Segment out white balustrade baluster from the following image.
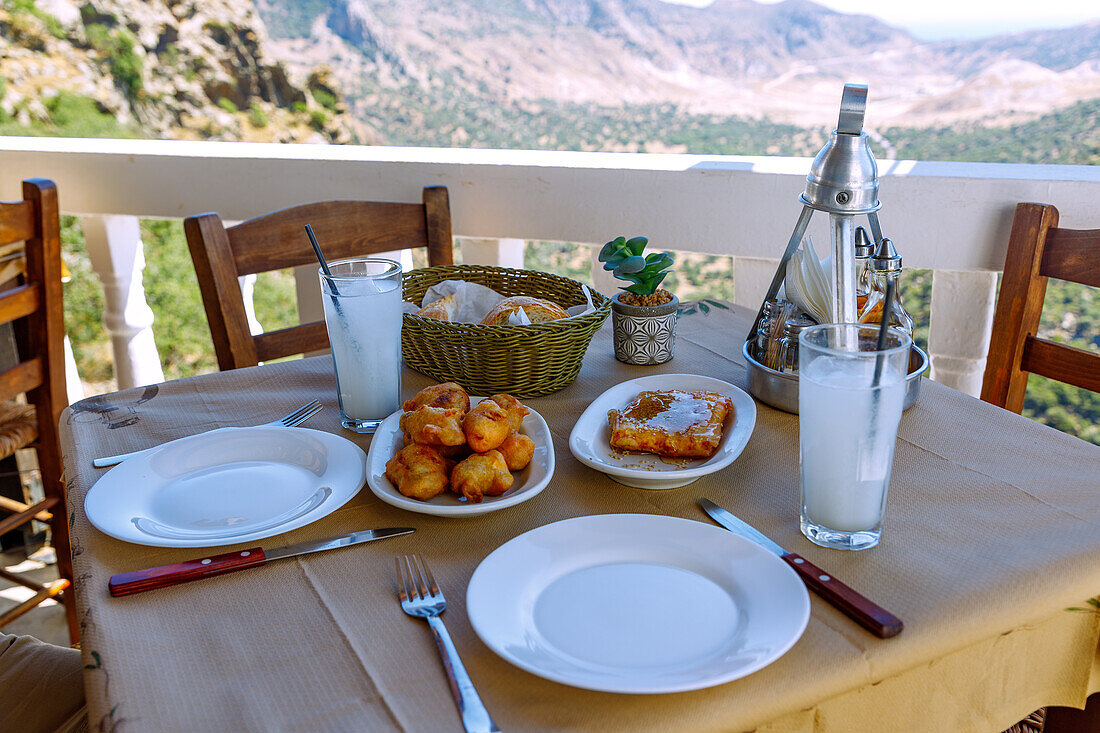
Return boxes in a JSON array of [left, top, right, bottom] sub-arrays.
[[80, 215, 164, 389], [733, 256, 781, 310], [460, 238, 525, 268], [238, 273, 263, 336], [62, 336, 84, 405], [927, 269, 998, 396]]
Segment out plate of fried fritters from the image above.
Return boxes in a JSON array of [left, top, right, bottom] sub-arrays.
[[568, 374, 756, 489], [366, 383, 555, 516]]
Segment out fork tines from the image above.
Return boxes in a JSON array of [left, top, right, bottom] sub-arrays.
[[281, 399, 323, 427], [396, 554, 440, 601]]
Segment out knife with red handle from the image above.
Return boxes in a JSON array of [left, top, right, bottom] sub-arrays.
[[699, 498, 902, 638], [109, 527, 414, 597]]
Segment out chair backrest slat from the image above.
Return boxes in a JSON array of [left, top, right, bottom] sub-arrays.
[[187, 186, 454, 370], [229, 200, 429, 275], [981, 202, 1100, 414], [0, 283, 40, 324], [0, 358, 43, 403], [253, 322, 329, 363], [0, 201, 35, 245], [1040, 228, 1100, 286], [1021, 337, 1100, 394]]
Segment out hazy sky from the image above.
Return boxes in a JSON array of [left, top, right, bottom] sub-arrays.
[[664, 0, 1100, 40]]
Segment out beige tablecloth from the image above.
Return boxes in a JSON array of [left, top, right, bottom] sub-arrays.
[[60, 302, 1100, 732]]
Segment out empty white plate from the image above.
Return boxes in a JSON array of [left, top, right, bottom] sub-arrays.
[[568, 374, 757, 489], [85, 427, 367, 547], [467, 514, 809, 694], [365, 398, 554, 516]]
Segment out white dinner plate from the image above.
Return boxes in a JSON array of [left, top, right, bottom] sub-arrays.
[[85, 427, 367, 548], [467, 514, 809, 694], [568, 374, 757, 489], [365, 398, 554, 516]]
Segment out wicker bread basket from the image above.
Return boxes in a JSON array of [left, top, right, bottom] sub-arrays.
[[402, 265, 611, 397]]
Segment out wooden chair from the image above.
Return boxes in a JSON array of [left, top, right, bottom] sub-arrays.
[[0, 180, 75, 642], [981, 202, 1100, 412], [185, 187, 454, 370], [984, 203, 1100, 731]]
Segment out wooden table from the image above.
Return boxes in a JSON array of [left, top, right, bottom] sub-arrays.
[[60, 302, 1100, 732]]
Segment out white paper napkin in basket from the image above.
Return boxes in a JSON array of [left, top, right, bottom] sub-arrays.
[[405, 280, 596, 324]]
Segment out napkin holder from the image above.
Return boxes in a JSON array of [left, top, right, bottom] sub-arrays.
[[743, 82, 925, 413]]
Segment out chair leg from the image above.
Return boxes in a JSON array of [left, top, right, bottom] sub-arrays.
[[1043, 694, 1100, 733]]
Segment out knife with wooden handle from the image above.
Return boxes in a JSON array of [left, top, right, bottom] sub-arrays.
[[109, 527, 415, 597], [699, 498, 902, 638]]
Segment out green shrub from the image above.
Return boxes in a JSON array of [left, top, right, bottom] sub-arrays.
[[0, 92, 136, 138], [309, 108, 327, 129], [311, 88, 338, 112], [292, 100, 307, 114], [79, 4, 116, 26], [248, 103, 269, 128], [217, 97, 238, 114], [84, 23, 143, 97], [159, 43, 180, 67], [6, 0, 65, 38]]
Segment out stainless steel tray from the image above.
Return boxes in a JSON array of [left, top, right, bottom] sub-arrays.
[[742, 340, 928, 414]]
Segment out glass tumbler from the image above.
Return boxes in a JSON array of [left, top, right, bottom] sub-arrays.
[[318, 258, 402, 433], [798, 323, 911, 550]]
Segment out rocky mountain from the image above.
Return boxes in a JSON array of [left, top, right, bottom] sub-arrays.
[[258, 0, 1100, 130], [941, 20, 1100, 75], [0, 0, 370, 142]]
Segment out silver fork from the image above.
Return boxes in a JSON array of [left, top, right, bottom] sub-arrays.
[[397, 554, 501, 733], [91, 400, 324, 468]]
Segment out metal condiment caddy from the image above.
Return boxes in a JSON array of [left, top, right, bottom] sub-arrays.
[[743, 82, 927, 414]]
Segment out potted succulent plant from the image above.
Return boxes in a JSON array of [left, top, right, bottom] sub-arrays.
[[599, 235, 678, 365]]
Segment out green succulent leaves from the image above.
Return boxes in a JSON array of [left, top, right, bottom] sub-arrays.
[[598, 236, 675, 295]]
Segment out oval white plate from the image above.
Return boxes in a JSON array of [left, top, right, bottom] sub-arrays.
[[568, 374, 757, 489], [365, 399, 554, 516], [85, 427, 367, 548], [467, 514, 809, 694]]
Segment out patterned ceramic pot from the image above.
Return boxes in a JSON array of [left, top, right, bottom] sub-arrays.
[[610, 293, 679, 365]]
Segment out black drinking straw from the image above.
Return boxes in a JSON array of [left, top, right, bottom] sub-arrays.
[[870, 278, 897, 389], [306, 224, 338, 292], [305, 224, 347, 322]]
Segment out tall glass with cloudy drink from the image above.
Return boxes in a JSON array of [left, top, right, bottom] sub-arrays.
[[798, 323, 910, 550], [319, 258, 402, 433]]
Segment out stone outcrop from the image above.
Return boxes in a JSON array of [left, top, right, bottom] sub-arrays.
[[0, 0, 371, 143]]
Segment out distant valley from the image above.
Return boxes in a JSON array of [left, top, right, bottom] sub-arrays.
[[257, 0, 1100, 139]]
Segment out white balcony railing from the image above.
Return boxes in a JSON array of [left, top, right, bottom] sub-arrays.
[[3, 136, 1099, 398]]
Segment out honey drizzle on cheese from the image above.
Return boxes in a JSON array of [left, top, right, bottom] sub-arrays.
[[619, 390, 714, 433]]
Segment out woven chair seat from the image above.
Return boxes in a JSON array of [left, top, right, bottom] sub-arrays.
[[0, 402, 37, 461]]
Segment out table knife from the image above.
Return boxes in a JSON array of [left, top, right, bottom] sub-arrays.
[[109, 527, 415, 597], [698, 498, 903, 638]]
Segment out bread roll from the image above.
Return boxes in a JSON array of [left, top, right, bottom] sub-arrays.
[[416, 295, 457, 321], [481, 296, 568, 326]]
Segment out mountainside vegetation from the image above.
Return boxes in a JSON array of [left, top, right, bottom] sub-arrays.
[[0, 0, 364, 142]]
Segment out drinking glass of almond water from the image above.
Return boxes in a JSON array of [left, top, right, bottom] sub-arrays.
[[798, 323, 910, 550], [318, 257, 403, 433]]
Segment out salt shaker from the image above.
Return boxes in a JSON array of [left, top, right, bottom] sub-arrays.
[[777, 316, 816, 374], [756, 297, 791, 368]]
